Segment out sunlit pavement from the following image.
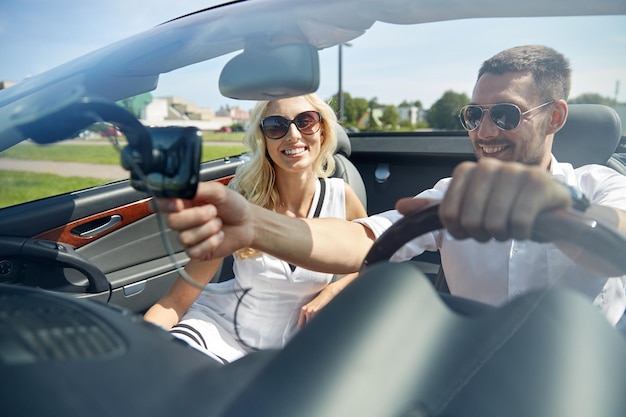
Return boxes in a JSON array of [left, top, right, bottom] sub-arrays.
[[0, 158, 127, 179]]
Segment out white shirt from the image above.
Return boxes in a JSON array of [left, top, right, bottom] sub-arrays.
[[177, 178, 348, 362], [356, 156, 626, 329]]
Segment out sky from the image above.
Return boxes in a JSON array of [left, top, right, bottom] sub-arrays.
[[2, 1, 625, 111]]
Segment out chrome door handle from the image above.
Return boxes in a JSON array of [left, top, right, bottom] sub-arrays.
[[76, 215, 122, 237]]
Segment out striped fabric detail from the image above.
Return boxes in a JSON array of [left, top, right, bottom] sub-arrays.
[[170, 323, 230, 364]]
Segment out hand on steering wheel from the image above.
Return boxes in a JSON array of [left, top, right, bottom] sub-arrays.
[[362, 202, 626, 277]]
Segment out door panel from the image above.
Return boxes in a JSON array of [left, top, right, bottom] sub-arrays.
[[0, 156, 245, 313]]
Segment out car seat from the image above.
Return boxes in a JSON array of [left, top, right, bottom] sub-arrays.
[[331, 122, 367, 210], [552, 103, 625, 174]]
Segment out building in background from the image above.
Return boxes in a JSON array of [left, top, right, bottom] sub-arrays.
[[141, 97, 250, 131], [397, 106, 425, 126]]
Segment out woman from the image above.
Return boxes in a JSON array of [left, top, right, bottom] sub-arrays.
[[143, 93, 367, 363]]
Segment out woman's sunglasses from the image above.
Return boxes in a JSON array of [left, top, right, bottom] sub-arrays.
[[260, 110, 322, 139], [458, 100, 555, 131]]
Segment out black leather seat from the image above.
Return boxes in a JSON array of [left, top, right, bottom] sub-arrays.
[[552, 103, 625, 174], [331, 122, 367, 210]]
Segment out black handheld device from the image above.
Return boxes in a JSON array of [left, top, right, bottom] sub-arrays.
[[121, 126, 202, 199], [12, 93, 202, 199]]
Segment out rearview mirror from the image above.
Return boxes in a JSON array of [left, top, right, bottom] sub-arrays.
[[219, 43, 319, 100]]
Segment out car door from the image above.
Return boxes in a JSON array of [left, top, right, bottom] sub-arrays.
[[0, 156, 245, 314]]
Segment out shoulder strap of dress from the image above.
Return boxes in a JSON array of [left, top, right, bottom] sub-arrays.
[[312, 177, 326, 218], [289, 178, 327, 273]]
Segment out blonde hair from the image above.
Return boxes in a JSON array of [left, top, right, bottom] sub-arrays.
[[230, 93, 338, 208], [231, 93, 339, 259]]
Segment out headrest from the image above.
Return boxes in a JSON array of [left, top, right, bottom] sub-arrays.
[[334, 122, 352, 157], [552, 104, 622, 168]]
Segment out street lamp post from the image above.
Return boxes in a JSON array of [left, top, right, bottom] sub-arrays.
[[337, 43, 351, 123]]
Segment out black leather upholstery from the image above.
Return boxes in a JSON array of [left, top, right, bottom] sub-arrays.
[[608, 154, 626, 175], [552, 104, 622, 169], [332, 123, 367, 210]]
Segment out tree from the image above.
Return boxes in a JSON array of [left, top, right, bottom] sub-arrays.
[[367, 97, 381, 130], [117, 92, 153, 118], [380, 105, 399, 129], [343, 94, 369, 127], [399, 100, 423, 109], [331, 92, 369, 128], [568, 93, 617, 106], [428, 90, 469, 130]]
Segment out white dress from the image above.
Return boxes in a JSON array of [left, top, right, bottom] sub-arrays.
[[170, 178, 347, 363]]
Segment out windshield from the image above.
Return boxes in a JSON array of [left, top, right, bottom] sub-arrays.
[[2, 1, 625, 147]]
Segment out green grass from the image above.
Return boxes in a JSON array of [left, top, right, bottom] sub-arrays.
[[0, 171, 111, 209], [1, 144, 122, 164], [0, 140, 248, 208], [203, 131, 245, 142], [203, 145, 248, 160], [1, 143, 247, 164]]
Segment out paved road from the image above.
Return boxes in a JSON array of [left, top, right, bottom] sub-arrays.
[[0, 158, 128, 179], [0, 140, 243, 179]]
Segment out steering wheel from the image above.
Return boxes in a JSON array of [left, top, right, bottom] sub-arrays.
[[220, 202, 626, 417], [363, 201, 626, 277]]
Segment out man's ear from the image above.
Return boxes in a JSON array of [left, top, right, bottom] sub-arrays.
[[547, 99, 568, 135]]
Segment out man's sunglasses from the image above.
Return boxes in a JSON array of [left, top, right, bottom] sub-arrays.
[[458, 100, 555, 131], [260, 111, 322, 139]]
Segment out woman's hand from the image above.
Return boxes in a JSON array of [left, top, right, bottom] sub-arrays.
[[297, 273, 360, 328]]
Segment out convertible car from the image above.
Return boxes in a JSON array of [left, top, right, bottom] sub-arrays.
[[1, 0, 626, 416]]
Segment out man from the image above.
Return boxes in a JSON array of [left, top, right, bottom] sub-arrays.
[[157, 45, 626, 330]]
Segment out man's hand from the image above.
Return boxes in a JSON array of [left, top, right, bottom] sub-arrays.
[[153, 182, 255, 260], [397, 158, 572, 242]]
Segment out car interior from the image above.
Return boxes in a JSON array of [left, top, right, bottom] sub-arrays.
[[0, 104, 622, 308], [1, 1, 626, 416]]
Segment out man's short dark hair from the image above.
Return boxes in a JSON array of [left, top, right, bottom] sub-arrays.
[[478, 45, 571, 101]]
